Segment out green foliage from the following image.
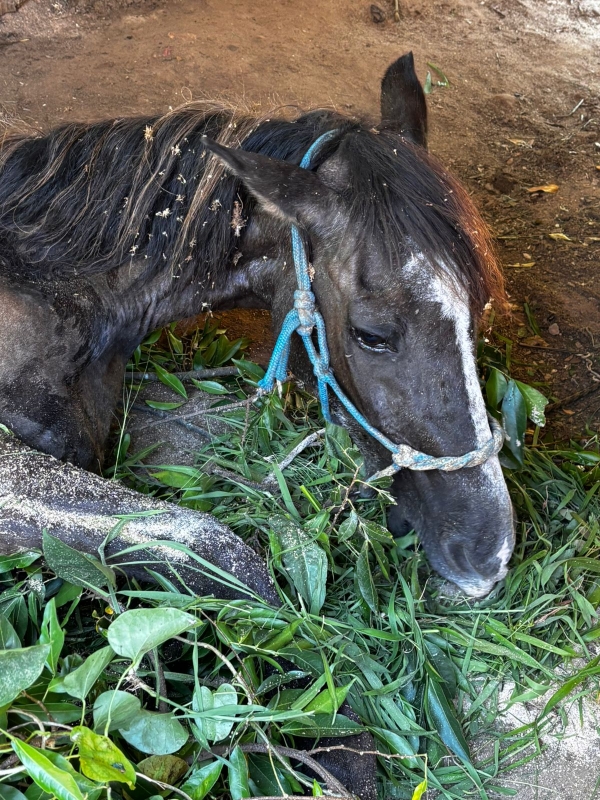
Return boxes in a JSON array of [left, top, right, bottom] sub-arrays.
[[2, 321, 600, 800]]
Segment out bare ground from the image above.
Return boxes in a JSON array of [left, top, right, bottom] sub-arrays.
[[1, 0, 600, 795]]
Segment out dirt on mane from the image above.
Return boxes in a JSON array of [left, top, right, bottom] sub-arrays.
[[1, 0, 599, 443]]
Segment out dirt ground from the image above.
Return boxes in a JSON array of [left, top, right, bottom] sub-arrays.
[[1, 1, 599, 794]]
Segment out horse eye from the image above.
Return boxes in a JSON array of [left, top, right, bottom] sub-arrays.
[[352, 328, 389, 351]]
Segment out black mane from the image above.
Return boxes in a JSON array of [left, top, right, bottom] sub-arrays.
[[0, 105, 502, 310]]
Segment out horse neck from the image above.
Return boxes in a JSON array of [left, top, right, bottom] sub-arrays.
[[119, 209, 290, 338]]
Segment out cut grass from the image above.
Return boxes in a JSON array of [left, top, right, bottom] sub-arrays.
[[1, 322, 599, 800]]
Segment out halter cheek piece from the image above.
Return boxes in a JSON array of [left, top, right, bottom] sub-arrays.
[[257, 131, 504, 482]]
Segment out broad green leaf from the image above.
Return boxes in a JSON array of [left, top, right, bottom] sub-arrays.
[[71, 726, 136, 787], [0, 613, 20, 649], [38, 599, 65, 674], [248, 754, 301, 797], [11, 739, 84, 800], [145, 400, 185, 410], [12, 699, 82, 724], [42, 532, 115, 591], [412, 779, 428, 800], [515, 380, 548, 427], [270, 516, 327, 615], [485, 368, 508, 411], [372, 727, 419, 769], [51, 646, 114, 701], [228, 746, 250, 800], [192, 380, 230, 394], [357, 541, 378, 612], [192, 683, 237, 743], [154, 364, 187, 398], [0, 551, 40, 573], [137, 755, 189, 785], [338, 511, 358, 542], [93, 689, 142, 733], [107, 607, 197, 662], [424, 676, 471, 764], [281, 713, 364, 738], [0, 788, 29, 800], [303, 684, 352, 714], [181, 761, 223, 800], [119, 709, 188, 755], [313, 779, 324, 796], [41, 749, 103, 799], [0, 644, 50, 706], [500, 380, 527, 468]]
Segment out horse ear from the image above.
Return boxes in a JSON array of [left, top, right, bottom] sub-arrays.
[[380, 52, 428, 148], [201, 137, 340, 228]]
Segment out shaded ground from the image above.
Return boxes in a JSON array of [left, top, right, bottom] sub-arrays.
[[1, 0, 600, 796]]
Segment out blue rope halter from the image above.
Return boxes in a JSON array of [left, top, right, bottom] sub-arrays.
[[257, 131, 504, 482]]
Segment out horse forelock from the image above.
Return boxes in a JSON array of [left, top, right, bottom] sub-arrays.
[[331, 129, 507, 317]]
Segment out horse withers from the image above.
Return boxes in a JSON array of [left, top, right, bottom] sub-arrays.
[[0, 52, 514, 599]]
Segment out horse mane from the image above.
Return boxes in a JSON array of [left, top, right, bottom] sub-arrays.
[[0, 102, 505, 314]]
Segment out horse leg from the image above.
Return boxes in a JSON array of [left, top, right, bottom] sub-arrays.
[[0, 427, 279, 604]]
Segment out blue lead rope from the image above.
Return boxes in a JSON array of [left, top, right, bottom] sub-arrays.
[[257, 131, 504, 482]]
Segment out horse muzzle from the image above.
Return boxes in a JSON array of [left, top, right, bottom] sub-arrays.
[[387, 456, 515, 598]]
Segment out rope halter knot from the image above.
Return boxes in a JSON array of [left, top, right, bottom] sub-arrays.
[[294, 289, 317, 334], [257, 130, 505, 482]]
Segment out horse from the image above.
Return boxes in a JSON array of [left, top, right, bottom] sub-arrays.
[[0, 52, 514, 600]]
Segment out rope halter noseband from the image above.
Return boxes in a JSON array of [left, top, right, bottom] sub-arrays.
[[256, 131, 504, 482]]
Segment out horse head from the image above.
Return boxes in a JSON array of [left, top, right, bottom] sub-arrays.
[[204, 53, 515, 598]]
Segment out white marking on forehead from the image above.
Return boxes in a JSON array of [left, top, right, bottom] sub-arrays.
[[404, 252, 490, 443], [403, 252, 508, 495]]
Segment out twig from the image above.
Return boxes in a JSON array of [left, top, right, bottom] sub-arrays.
[[394, 0, 400, 21], [515, 343, 578, 354], [203, 463, 269, 492], [213, 743, 353, 797], [308, 743, 422, 761], [173, 636, 256, 704], [141, 394, 258, 430], [546, 384, 600, 413], [135, 772, 193, 800], [130, 404, 211, 439], [265, 429, 325, 475], [125, 367, 239, 382], [151, 649, 169, 713], [204, 429, 325, 492]]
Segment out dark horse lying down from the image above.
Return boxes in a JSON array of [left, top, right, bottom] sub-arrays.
[[0, 54, 513, 597], [0, 52, 515, 800]]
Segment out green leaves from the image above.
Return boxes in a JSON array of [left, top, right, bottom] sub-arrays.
[[500, 379, 528, 468], [11, 739, 84, 800], [38, 599, 65, 674], [0, 644, 50, 706], [50, 646, 115, 701], [270, 516, 327, 614], [181, 761, 223, 800], [107, 607, 197, 662], [154, 364, 188, 398], [93, 689, 141, 733], [71, 726, 136, 787], [228, 746, 250, 800], [424, 673, 470, 764], [119, 709, 189, 755], [42, 532, 115, 591], [191, 683, 238, 744], [357, 541, 378, 612]]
